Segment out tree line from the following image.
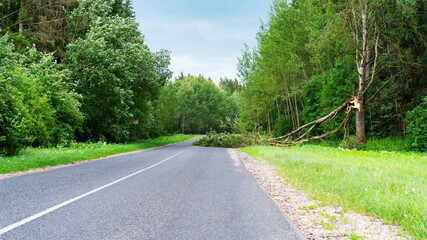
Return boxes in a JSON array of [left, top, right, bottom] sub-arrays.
[[237, 0, 426, 150], [0, 0, 171, 155], [0, 0, 243, 156], [155, 75, 242, 135], [1, 0, 425, 155]]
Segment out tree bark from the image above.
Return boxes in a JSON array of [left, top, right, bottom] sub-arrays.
[[294, 94, 300, 129], [19, 22, 24, 35], [355, 101, 366, 145], [351, 0, 377, 146]]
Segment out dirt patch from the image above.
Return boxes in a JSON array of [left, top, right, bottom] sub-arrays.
[[229, 149, 410, 240]]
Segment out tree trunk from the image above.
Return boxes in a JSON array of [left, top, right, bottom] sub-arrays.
[[19, 22, 24, 35], [181, 115, 185, 134], [351, 0, 378, 146], [288, 97, 296, 130], [355, 101, 366, 145], [294, 94, 300, 129]]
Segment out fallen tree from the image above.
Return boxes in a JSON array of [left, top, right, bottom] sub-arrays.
[[268, 97, 358, 146]]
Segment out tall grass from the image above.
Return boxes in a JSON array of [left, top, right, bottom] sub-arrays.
[[309, 136, 413, 152], [242, 145, 427, 239], [0, 135, 197, 174], [360, 137, 412, 152]]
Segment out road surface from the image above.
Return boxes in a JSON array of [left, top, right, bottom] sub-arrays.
[[0, 138, 305, 239]]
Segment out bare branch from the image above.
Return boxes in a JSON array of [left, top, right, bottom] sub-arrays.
[[294, 124, 317, 142], [352, 7, 361, 68], [269, 99, 351, 142], [363, 23, 380, 94], [270, 111, 352, 147]]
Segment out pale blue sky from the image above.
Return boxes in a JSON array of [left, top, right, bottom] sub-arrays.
[[132, 0, 272, 82]]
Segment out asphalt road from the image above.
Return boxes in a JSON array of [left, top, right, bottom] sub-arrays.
[[0, 138, 306, 240]]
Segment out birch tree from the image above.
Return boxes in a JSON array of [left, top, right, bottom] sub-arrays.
[[348, 0, 381, 146]]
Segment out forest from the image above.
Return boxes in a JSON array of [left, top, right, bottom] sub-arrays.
[[0, 0, 240, 156], [237, 0, 426, 150], [0, 0, 426, 157]]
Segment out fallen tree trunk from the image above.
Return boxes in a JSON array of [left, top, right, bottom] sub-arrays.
[[268, 97, 357, 146]]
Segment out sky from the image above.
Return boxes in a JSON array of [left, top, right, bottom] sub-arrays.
[[132, 0, 272, 83]]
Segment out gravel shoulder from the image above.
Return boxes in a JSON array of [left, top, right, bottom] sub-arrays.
[[229, 149, 410, 240]]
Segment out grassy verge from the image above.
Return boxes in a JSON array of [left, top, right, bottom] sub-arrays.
[[360, 137, 412, 152], [241, 145, 427, 239], [307, 136, 412, 152], [0, 134, 198, 174]]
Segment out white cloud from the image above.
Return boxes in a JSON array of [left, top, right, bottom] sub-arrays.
[[170, 54, 237, 83], [134, 0, 271, 82]]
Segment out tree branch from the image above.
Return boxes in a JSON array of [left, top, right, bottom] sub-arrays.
[[269, 99, 351, 142], [270, 111, 352, 147]]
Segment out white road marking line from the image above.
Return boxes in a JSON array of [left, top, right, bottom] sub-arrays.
[[0, 149, 189, 235]]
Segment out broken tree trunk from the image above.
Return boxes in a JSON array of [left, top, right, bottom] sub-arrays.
[[350, 0, 380, 146]]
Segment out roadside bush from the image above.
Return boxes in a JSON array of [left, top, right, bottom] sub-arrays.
[[17, 48, 83, 147], [0, 35, 83, 155], [0, 81, 31, 156], [192, 131, 266, 148], [0, 36, 31, 155], [406, 96, 427, 152]]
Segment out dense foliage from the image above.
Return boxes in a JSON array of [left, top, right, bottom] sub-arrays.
[[238, 0, 426, 150], [192, 131, 265, 148], [155, 75, 241, 134], [65, 4, 166, 142], [1, 0, 426, 154], [0, 0, 170, 155], [406, 96, 427, 152], [0, 36, 82, 155]]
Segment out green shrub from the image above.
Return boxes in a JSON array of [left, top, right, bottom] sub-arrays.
[[406, 96, 427, 152], [192, 131, 266, 148], [359, 137, 412, 152], [0, 36, 31, 155], [16, 48, 83, 147], [0, 36, 83, 155]]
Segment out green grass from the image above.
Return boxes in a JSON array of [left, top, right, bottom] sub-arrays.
[[0, 134, 198, 174], [360, 137, 412, 152], [309, 136, 412, 152], [241, 145, 427, 239]]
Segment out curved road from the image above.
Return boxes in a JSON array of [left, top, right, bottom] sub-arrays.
[[0, 138, 305, 239]]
